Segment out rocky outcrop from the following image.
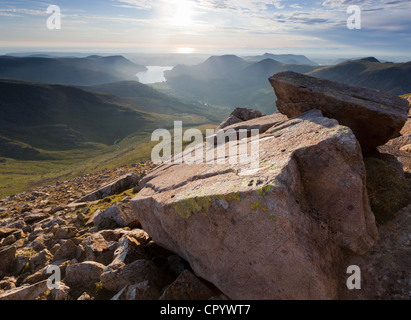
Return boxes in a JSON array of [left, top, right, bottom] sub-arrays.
[[160, 270, 215, 300], [130, 109, 378, 300], [92, 203, 140, 229], [210, 113, 288, 146], [77, 173, 140, 203], [101, 259, 162, 292], [64, 261, 106, 287], [216, 108, 264, 130], [339, 204, 411, 300], [269, 71, 409, 152], [0, 79, 409, 300], [0, 280, 48, 300], [0, 162, 214, 300], [0, 246, 16, 277]]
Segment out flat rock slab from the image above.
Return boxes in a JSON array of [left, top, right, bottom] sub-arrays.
[[0, 246, 16, 277], [0, 280, 48, 300], [217, 108, 265, 130], [269, 71, 409, 152], [0, 228, 17, 239], [130, 109, 378, 300], [77, 173, 139, 203], [209, 113, 288, 145]]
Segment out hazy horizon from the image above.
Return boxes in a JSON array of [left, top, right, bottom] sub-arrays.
[[0, 0, 410, 63], [1, 49, 410, 66]]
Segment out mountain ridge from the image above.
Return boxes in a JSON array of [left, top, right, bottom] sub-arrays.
[[0, 55, 147, 86]]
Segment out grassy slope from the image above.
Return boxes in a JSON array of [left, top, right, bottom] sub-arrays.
[[0, 55, 146, 86], [0, 124, 217, 197], [0, 79, 222, 197], [307, 58, 411, 95], [81, 81, 230, 122]]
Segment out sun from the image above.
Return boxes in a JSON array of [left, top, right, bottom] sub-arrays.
[[177, 47, 196, 54], [172, 0, 195, 27]]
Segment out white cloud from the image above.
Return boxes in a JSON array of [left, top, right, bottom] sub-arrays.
[[114, 0, 156, 10]]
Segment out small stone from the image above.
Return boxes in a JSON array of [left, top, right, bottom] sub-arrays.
[[0, 280, 48, 300], [160, 270, 214, 300], [54, 227, 76, 240], [64, 261, 105, 287], [0, 277, 17, 291], [0, 228, 17, 239], [52, 239, 77, 262], [0, 246, 16, 277], [77, 292, 91, 300], [29, 249, 53, 273], [1, 234, 16, 247], [101, 259, 163, 292], [50, 283, 70, 300]]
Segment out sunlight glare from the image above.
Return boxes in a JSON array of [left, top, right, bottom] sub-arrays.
[[177, 47, 196, 54], [172, 0, 194, 27]]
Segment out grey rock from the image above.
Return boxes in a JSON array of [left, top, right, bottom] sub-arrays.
[[77, 173, 139, 203], [269, 71, 409, 152]]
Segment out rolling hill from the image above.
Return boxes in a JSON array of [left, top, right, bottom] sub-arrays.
[[308, 57, 411, 95], [164, 55, 319, 114], [0, 79, 223, 196], [0, 79, 160, 159], [81, 81, 229, 121], [244, 53, 318, 66], [0, 55, 147, 86]]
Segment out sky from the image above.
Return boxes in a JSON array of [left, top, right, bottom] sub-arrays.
[[0, 0, 410, 61]]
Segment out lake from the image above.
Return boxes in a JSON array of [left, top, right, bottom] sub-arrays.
[[136, 66, 173, 84]]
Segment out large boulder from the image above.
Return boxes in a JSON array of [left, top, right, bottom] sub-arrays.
[[129, 109, 378, 300], [217, 108, 265, 131], [92, 203, 140, 229], [269, 71, 409, 153], [64, 261, 105, 288]]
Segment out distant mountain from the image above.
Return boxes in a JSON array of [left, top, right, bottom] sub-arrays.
[[0, 55, 147, 86], [0, 78, 227, 161], [81, 81, 227, 121], [165, 55, 248, 81], [0, 78, 229, 196], [0, 79, 156, 159], [164, 55, 319, 114], [308, 57, 411, 95], [244, 53, 318, 66]]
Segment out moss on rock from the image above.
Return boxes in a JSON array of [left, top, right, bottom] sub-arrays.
[[173, 196, 212, 219]]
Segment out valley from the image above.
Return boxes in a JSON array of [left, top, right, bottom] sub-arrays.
[[1, 52, 411, 198]]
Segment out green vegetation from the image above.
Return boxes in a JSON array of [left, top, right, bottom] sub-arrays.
[[308, 58, 411, 95], [0, 79, 222, 197], [70, 187, 139, 223], [173, 196, 213, 219], [216, 192, 241, 202], [400, 93, 411, 106], [0, 55, 146, 86], [69, 281, 113, 300], [82, 81, 229, 123]]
